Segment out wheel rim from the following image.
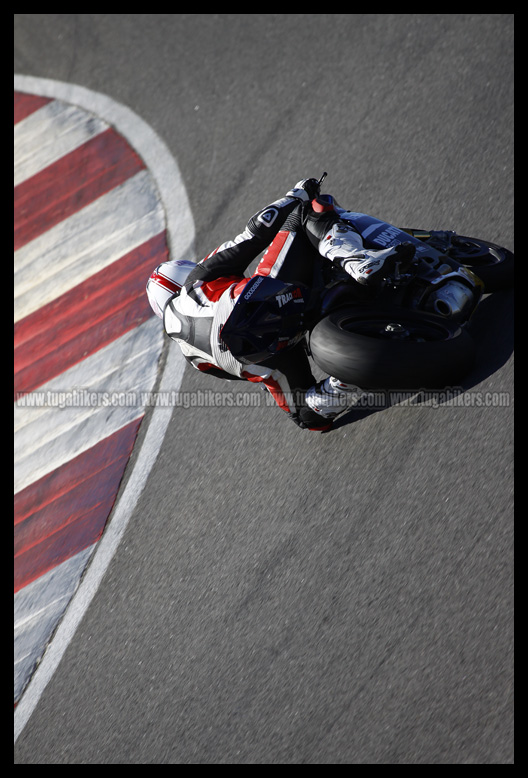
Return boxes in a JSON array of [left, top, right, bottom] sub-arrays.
[[449, 238, 504, 267]]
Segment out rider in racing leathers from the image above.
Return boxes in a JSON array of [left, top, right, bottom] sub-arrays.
[[146, 178, 414, 431]]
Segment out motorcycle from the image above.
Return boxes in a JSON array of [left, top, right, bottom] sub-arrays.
[[222, 175, 513, 391]]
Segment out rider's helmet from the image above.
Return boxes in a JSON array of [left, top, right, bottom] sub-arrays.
[[220, 275, 311, 364], [146, 259, 195, 318]]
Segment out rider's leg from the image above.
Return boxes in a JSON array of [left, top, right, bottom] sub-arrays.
[[247, 201, 360, 429], [242, 343, 331, 431]]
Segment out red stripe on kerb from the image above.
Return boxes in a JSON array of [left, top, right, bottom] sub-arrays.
[[14, 127, 146, 251], [14, 91, 52, 124], [14, 232, 168, 398], [14, 418, 142, 592]]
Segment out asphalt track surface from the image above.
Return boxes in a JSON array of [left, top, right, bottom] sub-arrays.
[[14, 14, 514, 764]]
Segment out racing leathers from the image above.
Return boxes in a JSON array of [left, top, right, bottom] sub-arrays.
[[162, 181, 412, 430]]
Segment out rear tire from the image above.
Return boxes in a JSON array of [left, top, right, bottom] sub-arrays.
[[309, 306, 475, 389]]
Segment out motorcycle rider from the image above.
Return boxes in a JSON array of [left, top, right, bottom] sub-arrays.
[[146, 178, 414, 431]]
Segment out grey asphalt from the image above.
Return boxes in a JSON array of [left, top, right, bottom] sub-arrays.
[[14, 14, 514, 764]]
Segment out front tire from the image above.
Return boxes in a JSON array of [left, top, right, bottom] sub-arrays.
[[446, 236, 513, 292], [309, 306, 475, 389]]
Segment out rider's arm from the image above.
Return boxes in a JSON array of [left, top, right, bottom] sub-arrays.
[[184, 182, 318, 290]]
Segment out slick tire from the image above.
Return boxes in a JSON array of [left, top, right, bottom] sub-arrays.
[[309, 306, 476, 390], [447, 236, 514, 292]]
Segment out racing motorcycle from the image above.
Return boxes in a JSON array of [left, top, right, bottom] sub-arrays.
[[221, 175, 513, 390]]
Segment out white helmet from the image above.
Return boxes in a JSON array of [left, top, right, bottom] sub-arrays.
[[146, 259, 195, 318]]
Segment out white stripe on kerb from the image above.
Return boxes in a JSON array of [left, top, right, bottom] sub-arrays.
[[13, 75, 195, 743], [14, 546, 95, 703], [14, 100, 108, 187], [14, 170, 165, 322], [14, 317, 163, 494]]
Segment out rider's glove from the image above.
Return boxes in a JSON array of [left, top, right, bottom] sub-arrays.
[[392, 241, 416, 270], [287, 178, 321, 202]]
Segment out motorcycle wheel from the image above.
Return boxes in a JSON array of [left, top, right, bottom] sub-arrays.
[[447, 236, 514, 292], [309, 306, 475, 389]]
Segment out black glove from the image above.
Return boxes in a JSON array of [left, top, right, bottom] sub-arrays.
[[393, 241, 416, 270]]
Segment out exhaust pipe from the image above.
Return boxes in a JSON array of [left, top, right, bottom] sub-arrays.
[[429, 280, 474, 317]]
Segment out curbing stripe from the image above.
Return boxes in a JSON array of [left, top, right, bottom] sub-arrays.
[[13, 77, 194, 725]]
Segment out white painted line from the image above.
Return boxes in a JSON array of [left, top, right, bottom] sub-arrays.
[[14, 547, 94, 702], [14, 75, 195, 743], [14, 346, 186, 743]]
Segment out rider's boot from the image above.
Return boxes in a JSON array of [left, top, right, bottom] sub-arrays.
[[304, 376, 359, 421], [304, 200, 415, 285]]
